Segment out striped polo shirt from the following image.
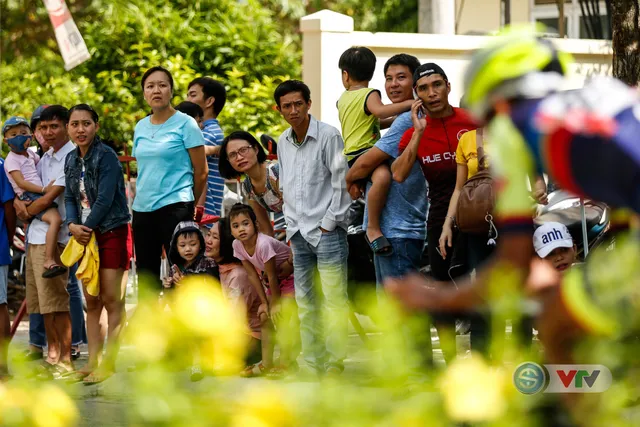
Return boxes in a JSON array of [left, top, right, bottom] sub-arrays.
[[202, 118, 225, 216]]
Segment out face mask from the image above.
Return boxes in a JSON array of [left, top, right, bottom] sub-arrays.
[[6, 134, 32, 152]]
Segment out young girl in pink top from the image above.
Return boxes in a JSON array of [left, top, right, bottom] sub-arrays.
[[229, 203, 298, 373]]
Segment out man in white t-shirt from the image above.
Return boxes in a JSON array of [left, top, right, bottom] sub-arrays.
[[15, 105, 75, 376]]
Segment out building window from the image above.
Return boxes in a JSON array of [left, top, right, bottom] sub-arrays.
[[532, 0, 610, 40]]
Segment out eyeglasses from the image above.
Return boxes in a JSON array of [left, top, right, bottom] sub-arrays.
[[227, 145, 254, 161]]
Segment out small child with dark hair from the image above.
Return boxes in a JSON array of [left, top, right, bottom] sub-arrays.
[[163, 220, 217, 381], [175, 101, 204, 130], [338, 46, 413, 255], [228, 203, 298, 374]]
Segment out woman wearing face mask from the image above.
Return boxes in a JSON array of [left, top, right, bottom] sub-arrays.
[[205, 218, 267, 375], [64, 104, 132, 384], [132, 66, 208, 295], [218, 131, 282, 237]]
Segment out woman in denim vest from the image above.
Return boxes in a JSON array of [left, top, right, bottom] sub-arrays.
[[64, 104, 131, 384]]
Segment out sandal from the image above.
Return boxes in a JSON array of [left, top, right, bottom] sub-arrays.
[[83, 369, 113, 386], [240, 363, 266, 378], [71, 348, 81, 360], [42, 264, 68, 279], [36, 363, 74, 381], [65, 370, 91, 383], [365, 235, 393, 256]]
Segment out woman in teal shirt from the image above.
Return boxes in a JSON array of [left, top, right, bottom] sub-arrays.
[[132, 66, 208, 293]]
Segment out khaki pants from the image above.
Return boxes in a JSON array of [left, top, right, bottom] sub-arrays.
[[26, 244, 70, 314]]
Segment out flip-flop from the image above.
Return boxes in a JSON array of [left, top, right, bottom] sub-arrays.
[[65, 370, 91, 383], [42, 264, 68, 279], [240, 363, 266, 378], [365, 235, 394, 256], [83, 370, 113, 386]]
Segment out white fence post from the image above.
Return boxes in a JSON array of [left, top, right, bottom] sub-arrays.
[[300, 10, 354, 127]]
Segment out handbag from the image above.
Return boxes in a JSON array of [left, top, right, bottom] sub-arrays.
[[455, 129, 497, 236]]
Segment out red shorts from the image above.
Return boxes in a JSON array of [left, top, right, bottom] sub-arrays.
[[95, 225, 132, 270]]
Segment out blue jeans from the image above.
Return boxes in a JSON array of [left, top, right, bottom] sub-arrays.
[[373, 238, 424, 289], [290, 228, 349, 373], [29, 263, 87, 348], [374, 238, 435, 367]]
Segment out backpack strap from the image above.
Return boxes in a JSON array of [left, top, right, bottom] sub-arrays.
[[476, 128, 487, 171]]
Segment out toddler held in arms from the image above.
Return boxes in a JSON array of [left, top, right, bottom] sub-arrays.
[[3, 116, 66, 278]]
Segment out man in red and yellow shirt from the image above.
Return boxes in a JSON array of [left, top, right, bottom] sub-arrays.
[[391, 63, 477, 362]]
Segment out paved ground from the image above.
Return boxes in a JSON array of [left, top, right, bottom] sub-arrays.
[[7, 309, 467, 426], [8, 303, 550, 427]]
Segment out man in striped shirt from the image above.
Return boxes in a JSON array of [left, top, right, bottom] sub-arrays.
[[187, 77, 227, 219]]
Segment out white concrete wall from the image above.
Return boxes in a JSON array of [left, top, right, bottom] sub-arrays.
[[301, 10, 612, 131]]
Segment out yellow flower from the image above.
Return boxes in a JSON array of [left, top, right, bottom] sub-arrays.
[[0, 385, 31, 426], [440, 355, 507, 422], [173, 276, 244, 337], [231, 383, 297, 427], [32, 384, 79, 427], [126, 303, 171, 363]]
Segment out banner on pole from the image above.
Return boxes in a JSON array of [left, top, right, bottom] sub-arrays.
[[43, 0, 91, 70]]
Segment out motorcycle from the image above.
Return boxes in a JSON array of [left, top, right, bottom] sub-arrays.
[[534, 190, 610, 260]]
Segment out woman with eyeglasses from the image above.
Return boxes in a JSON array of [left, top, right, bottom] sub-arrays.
[[218, 131, 282, 237]]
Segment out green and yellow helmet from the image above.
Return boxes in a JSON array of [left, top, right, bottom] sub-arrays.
[[463, 24, 574, 121]]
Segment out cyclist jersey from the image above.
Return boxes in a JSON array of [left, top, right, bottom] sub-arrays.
[[490, 77, 640, 234], [398, 107, 476, 229], [488, 77, 640, 337]]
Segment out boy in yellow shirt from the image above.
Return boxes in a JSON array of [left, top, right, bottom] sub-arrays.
[[338, 47, 413, 254]]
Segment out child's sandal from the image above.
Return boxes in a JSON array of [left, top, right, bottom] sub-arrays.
[[240, 363, 265, 378]]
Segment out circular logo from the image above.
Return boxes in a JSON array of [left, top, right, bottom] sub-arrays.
[[513, 362, 546, 394], [456, 129, 469, 140]]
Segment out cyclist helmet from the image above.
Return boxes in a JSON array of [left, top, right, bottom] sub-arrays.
[[463, 24, 573, 122]]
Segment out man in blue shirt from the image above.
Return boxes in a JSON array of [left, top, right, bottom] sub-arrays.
[[0, 155, 15, 378], [346, 54, 437, 367], [346, 54, 427, 289], [187, 77, 227, 220]]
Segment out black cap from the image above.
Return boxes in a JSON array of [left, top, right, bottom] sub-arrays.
[[413, 63, 448, 86], [30, 104, 50, 130]]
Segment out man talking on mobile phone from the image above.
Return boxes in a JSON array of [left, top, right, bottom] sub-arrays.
[[391, 63, 477, 363]]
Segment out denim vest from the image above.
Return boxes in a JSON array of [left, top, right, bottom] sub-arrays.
[[64, 137, 131, 233]]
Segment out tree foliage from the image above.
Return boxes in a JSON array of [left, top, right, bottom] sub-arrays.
[[258, 0, 418, 34], [1, 0, 301, 149]]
